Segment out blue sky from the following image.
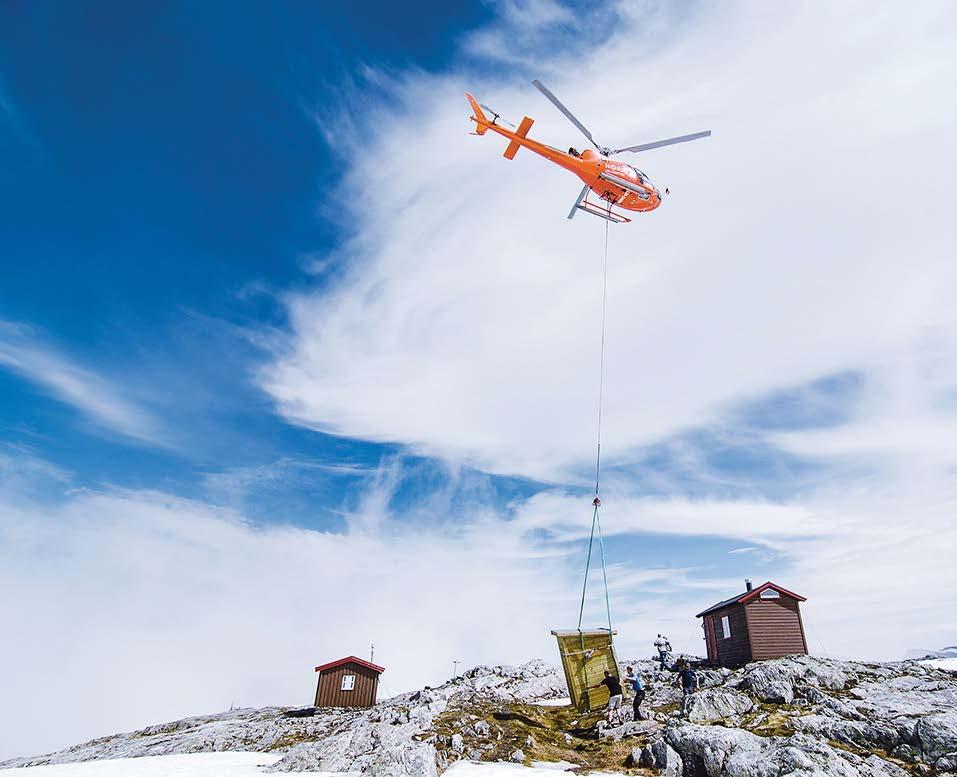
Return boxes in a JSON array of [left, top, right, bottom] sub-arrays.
[[1, 0, 956, 761], [0, 1, 496, 508], [0, 0, 771, 558]]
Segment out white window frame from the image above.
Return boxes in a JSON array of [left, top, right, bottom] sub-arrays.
[[341, 674, 356, 691], [721, 615, 732, 639], [759, 588, 781, 599]]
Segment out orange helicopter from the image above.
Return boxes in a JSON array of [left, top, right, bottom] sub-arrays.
[[467, 81, 710, 223]]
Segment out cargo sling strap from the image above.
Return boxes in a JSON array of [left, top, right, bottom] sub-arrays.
[[577, 218, 614, 640]]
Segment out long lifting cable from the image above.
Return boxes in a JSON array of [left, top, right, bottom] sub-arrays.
[[595, 216, 610, 498], [577, 214, 613, 637]]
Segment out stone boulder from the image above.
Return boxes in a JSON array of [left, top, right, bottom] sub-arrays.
[[793, 714, 904, 753], [737, 655, 852, 704], [664, 722, 909, 777], [684, 689, 754, 723], [598, 719, 659, 741], [638, 737, 683, 776], [916, 709, 957, 762]]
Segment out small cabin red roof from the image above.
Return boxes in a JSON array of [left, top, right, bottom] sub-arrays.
[[696, 581, 806, 618], [314, 656, 385, 674]]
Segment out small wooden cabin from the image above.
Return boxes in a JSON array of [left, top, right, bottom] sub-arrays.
[[696, 580, 808, 668], [314, 656, 384, 708], [552, 629, 620, 712]]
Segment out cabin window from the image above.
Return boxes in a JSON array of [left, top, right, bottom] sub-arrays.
[[760, 589, 781, 599], [341, 674, 356, 691], [721, 615, 731, 639]]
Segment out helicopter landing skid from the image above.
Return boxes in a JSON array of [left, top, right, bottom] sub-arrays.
[[567, 185, 631, 224]]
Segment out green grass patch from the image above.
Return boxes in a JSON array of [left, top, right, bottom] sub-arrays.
[[430, 700, 654, 774]]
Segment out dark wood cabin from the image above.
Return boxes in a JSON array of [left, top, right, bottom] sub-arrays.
[[696, 580, 808, 667], [314, 656, 384, 708]]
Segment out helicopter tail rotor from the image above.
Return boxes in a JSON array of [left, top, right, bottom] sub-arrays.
[[466, 93, 490, 135]]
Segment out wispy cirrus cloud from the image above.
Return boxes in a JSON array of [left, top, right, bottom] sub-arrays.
[[263, 1, 957, 482], [0, 322, 169, 449]]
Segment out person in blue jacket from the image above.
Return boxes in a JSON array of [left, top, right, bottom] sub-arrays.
[[625, 665, 646, 720]]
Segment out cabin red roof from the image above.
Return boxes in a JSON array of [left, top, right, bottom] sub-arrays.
[[314, 656, 385, 674], [696, 581, 806, 618]]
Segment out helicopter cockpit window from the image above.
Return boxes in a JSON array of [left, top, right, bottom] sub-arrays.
[[631, 166, 649, 183]]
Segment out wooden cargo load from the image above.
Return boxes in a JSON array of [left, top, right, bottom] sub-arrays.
[[551, 628, 619, 712]]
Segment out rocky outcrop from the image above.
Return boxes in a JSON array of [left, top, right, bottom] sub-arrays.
[[738, 654, 853, 704], [0, 661, 564, 774], [3, 655, 956, 776], [684, 688, 754, 723], [664, 723, 910, 777]]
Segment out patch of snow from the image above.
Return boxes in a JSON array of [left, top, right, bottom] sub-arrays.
[[531, 698, 571, 707], [0, 752, 340, 777], [529, 761, 576, 770], [920, 657, 957, 672]]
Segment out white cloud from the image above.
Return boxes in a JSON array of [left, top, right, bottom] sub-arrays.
[[261, 1, 957, 483], [259, 0, 957, 674], [0, 322, 169, 448], [0, 465, 585, 761]]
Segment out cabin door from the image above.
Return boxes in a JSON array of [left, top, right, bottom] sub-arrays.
[[704, 615, 718, 662]]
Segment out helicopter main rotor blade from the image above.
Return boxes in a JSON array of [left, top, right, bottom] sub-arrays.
[[611, 130, 711, 155], [531, 79, 600, 151]]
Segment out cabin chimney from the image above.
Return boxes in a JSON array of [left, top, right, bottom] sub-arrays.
[[745, 579, 753, 591]]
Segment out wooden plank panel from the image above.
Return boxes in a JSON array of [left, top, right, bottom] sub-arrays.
[[745, 598, 807, 660], [553, 630, 619, 712]]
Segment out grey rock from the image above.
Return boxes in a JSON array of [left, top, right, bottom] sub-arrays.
[[665, 722, 766, 776], [934, 752, 957, 772], [598, 719, 659, 741], [916, 710, 957, 760], [650, 738, 683, 776], [509, 748, 525, 763], [738, 655, 853, 704], [628, 745, 645, 767], [891, 743, 919, 762], [794, 684, 827, 704], [794, 714, 902, 752], [665, 723, 908, 777], [684, 688, 754, 723], [450, 734, 464, 752]]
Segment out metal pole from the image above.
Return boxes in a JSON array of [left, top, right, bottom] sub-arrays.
[[452, 660, 459, 677]]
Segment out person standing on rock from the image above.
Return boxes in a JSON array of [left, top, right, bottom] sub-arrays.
[[654, 634, 672, 670], [590, 670, 625, 726], [673, 660, 700, 717], [625, 666, 646, 721]]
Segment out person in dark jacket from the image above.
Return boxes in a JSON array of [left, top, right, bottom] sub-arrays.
[[673, 660, 700, 717], [590, 669, 625, 725]]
